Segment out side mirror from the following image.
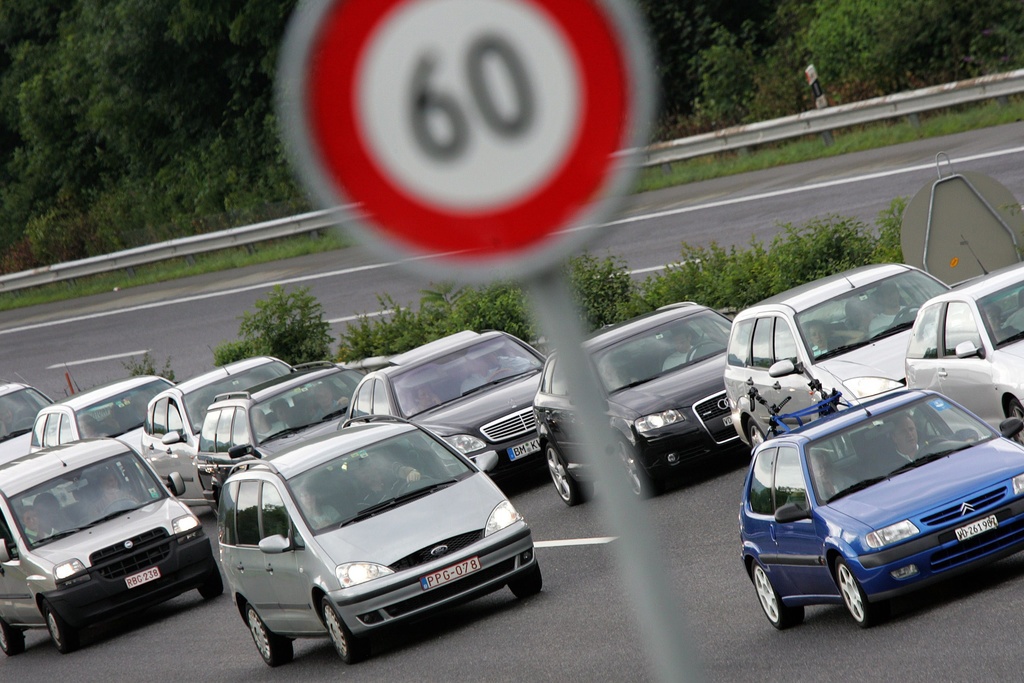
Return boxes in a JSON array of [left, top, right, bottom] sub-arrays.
[[769, 359, 798, 378], [161, 431, 184, 446], [167, 471, 186, 496], [774, 501, 811, 524], [954, 340, 985, 360], [473, 451, 500, 473], [999, 417, 1023, 440], [228, 444, 256, 460], [258, 534, 291, 554]]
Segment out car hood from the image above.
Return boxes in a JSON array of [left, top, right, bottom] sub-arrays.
[[0, 433, 31, 466], [994, 340, 1024, 361], [608, 356, 725, 416], [417, 374, 541, 435], [816, 331, 910, 382], [315, 474, 508, 566], [30, 498, 194, 569], [258, 419, 346, 455], [827, 438, 1024, 530]]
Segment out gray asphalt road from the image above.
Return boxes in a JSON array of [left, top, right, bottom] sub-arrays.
[[3, 125, 1024, 681]]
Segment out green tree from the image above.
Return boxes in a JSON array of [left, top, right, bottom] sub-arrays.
[[227, 285, 332, 365]]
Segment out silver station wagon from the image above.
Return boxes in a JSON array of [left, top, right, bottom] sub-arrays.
[[217, 418, 541, 666], [0, 438, 222, 655]]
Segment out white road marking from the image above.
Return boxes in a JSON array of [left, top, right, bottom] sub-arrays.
[[46, 350, 150, 369], [3, 144, 1022, 336], [535, 536, 617, 548]]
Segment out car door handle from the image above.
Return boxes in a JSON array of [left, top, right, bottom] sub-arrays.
[[938, 369, 947, 377], [769, 525, 777, 543], [265, 563, 274, 574], [235, 562, 245, 573]]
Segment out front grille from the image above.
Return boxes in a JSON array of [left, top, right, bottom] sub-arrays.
[[921, 487, 1007, 527], [692, 392, 739, 444], [90, 527, 172, 580], [930, 508, 1024, 572], [90, 528, 168, 564], [480, 408, 536, 442], [384, 558, 516, 618], [389, 531, 484, 572]]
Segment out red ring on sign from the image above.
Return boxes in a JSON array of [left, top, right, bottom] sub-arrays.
[[307, 0, 628, 259]]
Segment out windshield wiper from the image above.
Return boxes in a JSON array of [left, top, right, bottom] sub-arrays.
[[997, 330, 1024, 347], [0, 428, 30, 443], [815, 340, 871, 360], [262, 426, 307, 442], [340, 481, 457, 527], [830, 476, 887, 501], [315, 409, 348, 424]]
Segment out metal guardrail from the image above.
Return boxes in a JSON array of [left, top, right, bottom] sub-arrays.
[[0, 207, 346, 293], [3, 69, 1023, 294], [641, 68, 1024, 167]]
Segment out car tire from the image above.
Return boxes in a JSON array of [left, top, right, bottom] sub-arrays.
[[246, 602, 293, 667], [43, 599, 79, 654], [835, 558, 889, 628], [0, 615, 25, 656], [618, 441, 660, 499], [747, 420, 766, 449], [322, 597, 369, 664], [546, 442, 583, 506], [750, 563, 803, 630], [198, 568, 224, 600], [508, 562, 543, 599], [1006, 397, 1024, 445]]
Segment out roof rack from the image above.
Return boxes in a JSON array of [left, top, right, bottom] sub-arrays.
[[213, 391, 251, 403], [342, 414, 413, 429], [291, 361, 338, 371]]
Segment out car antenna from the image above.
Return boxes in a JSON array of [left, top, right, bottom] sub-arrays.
[[63, 363, 80, 395]]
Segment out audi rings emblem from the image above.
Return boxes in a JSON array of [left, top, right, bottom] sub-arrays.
[[717, 397, 730, 411]]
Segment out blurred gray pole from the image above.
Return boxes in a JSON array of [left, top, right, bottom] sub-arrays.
[[528, 269, 704, 683]]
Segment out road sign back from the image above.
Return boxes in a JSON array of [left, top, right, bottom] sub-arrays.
[[278, 0, 654, 279]]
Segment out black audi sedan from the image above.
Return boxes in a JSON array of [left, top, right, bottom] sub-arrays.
[[533, 303, 746, 505], [346, 330, 547, 481]]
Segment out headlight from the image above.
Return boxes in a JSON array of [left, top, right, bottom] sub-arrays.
[[1012, 473, 1024, 495], [54, 559, 86, 581], [485, 500, 522, 536], [173, 515, 200, 534], [336, 562, 394, 588], [635, 409, 685, 435], [844, 377, 903, 399], [443, 434, 486, 454], [865, 520, 919, 549]]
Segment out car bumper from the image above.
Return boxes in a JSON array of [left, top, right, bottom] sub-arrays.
[[42, 532, 218, 630], [852, 497, 1024, 602], [638, 423, 746, 479], [327, 522, 536, 636], [470, 433, 546, 479]]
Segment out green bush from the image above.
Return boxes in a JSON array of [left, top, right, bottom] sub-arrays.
[[214, 285, 332, 365], [121, 351, 175, 381]]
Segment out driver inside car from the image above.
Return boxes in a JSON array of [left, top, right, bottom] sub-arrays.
[[349, 454, 421, 506]]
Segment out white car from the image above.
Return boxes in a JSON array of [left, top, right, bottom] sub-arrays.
[[139, 356, 291, 507], [905, 261, 1024, 436], [0, 382, 52, 465], [724, 263, 949, 447], [30, 375, 173, 453]]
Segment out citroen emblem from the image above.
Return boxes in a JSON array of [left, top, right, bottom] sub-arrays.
[[960, 502, 974, 516], [429, 545, 449, 558]]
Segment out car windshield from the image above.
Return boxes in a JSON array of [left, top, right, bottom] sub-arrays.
[[391, 337, 543, 417], [977, 281, 1024, 348], [289, 430, 474, 533], [0, 388, 50, 443], [11, 452, 166, 548], [805, 395, 996, 504], [252, 372, 360, 443], [183, 361, 291, 432], [592, 310, 732, 393], [77, 378, 172, 438], [794, 271, 948, 361]]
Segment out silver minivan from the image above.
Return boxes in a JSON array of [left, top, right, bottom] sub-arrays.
[[0, 438, 222, 655], [724, 263, 949, 447], [218, 419, 541, 666]]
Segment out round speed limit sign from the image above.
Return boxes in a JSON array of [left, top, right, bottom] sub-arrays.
[[278, 0, 654, 279]]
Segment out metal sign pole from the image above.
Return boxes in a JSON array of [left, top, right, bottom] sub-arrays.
[[529, 269, 704, 683]]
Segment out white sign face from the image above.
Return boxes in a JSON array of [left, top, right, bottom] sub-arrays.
[[358, 0, 581, 211], [278, 0, 654, 279]]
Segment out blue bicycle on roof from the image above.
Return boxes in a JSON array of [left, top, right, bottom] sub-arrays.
[[746, 361, 849, 439]]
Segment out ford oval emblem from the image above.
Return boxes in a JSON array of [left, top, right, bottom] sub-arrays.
[[124, 540, 134, 549], [429, 544, 449, 558]]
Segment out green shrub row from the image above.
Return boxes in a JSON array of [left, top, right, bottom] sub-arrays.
[[210, 200, 908, 365]]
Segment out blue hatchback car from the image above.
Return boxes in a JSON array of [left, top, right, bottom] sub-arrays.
[[740, 389, 1024, 628]]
